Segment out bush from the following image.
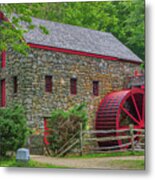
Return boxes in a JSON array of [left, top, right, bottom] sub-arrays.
[[47, 103, 88, 155], [0, 105, 30, 157]]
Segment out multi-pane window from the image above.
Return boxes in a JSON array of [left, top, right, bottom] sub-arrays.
[[1, 79, 6, 107], [70, 78, 77, 95], [1, 51, 6, 68], [45, 76, 52, 93], [13, 76, 17, 94], [93, 81, 99, 96]]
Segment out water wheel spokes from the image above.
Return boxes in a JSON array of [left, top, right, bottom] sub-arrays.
[[95, 88, 145, 150]]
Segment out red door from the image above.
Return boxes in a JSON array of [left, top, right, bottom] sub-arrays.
[[44, 118, 49, 145]]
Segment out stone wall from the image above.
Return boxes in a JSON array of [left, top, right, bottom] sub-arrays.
[[0, 48, 141, 154]]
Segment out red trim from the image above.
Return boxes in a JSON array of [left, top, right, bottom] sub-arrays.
[[0, 11, 141, 64], [1, 79, 6, 107], [1, 51, 6, 68], [28, 43, 141, 64]]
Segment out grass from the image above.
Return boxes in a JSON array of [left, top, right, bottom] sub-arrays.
[[66, 151, 144, 159], [0, 158, 67, 168], [107, 159, 145, 170], [0, 151, 145, 169]]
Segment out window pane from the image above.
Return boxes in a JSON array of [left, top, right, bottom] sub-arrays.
[[13, 76, 17, 93], [93, 81, 99, 96], [45, 76, 52, 93], [70, 78, 77, 95]]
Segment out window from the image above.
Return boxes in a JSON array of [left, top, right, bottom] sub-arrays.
[[45, 76, 52, 93], [1, 51, 6, 68], [93, 81, 99, 96], [13, 76, 17, 94], [70, 78, 77, 95], [1, 79, 6, 107]]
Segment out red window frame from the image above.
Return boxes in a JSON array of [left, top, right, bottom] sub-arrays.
[[93, 81, 99, 96], [45, 76, 52, 93], [13, 76, 17, 94], [1, 51, 6, 68], [44, 118, 49, 145], [1, 79, 6, 107], [70, 78, 77, 95]]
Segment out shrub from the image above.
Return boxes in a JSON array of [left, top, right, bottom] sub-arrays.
[[0, 105, 30, 157], [47, 103, 88, 155]]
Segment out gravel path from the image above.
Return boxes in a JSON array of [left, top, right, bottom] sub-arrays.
[[31, 155, 144, 169]]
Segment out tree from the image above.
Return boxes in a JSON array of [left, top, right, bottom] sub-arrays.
[[0, 105, 30, 157], [0, 4, 48, 55], [29, 1, 144, 61], [0, 1, 144, 62], [46, 104, 88, 155]]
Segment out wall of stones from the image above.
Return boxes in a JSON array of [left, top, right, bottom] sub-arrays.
[[0, 49, 33, 112], [0, 48, 141, 154]]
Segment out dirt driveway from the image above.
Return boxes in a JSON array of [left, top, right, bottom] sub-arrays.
[[31, 155, 144, 169]]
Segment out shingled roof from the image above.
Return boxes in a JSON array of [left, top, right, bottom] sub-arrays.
[[23, 17, 142, 63]]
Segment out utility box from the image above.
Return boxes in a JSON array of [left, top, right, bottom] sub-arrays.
[[16, 148, 30, 162]]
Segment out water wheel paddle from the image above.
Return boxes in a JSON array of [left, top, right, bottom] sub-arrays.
[[95, 88, 145, 149]]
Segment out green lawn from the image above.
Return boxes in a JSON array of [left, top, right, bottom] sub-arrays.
[[0, 151, 145, 169], [0, 158, 67, 168], [107, 159, 145, 170], [66, 151, 144, 159]]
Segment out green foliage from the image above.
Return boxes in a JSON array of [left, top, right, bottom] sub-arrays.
[[29, 0, 144, 61], [0, 4, 48, 54], [68, 103, 88, 130], [47, 103, 88, 155], [0, 105, 30, 157], [39, 25, 49, 34], [1, 1, 144, 62]]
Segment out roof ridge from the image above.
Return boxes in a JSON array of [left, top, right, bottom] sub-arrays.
[[23, 15, 142, 63], [31, 16, 112, 36]]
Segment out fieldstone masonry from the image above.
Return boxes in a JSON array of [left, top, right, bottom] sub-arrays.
[[1, 48, 141, 127], [0, 48, 141, 154]]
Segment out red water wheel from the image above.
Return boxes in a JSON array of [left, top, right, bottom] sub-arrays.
[[95, 88, 145, 150]]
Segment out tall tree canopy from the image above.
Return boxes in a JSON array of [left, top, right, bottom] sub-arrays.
[[0, 0, 144, 62]]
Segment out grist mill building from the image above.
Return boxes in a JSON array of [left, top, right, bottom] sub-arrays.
[[0, 13, 143, 153]]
